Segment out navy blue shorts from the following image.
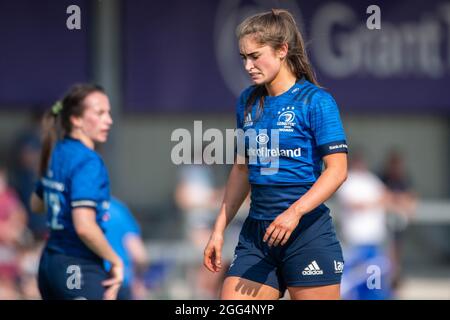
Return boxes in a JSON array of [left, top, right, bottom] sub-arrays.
[[226, 211, 344, 293], [38, 248, 109, 300]]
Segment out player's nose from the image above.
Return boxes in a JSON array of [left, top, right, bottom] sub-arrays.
[[244, 59, 254, 72], [105, 113, 113, 126]]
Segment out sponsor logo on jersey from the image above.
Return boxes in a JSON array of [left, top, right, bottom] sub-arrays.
[[102, 201, 110, 210], [248, 147, 302, 158], [256, 133, 269, 144], [243, 113, 253, 127], [103, 213, 110, 222], [276, 107, 296, 132], [329, 143, 348, 151], [248, 134, 302, 158], [41, 177, 65, 192]]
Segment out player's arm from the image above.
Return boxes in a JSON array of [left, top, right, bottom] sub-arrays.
[[124, 234, 148, 270], [292, 152, 347, 215], [204, 160, 250, 272], [264, 153, 347, 246], [30, 192, 45, 213], [70, 158, 123, 265], [212, 161, 250, 235], [72, 207, 124, 299], [72, 207, 122, 266], [212, 97, 252, 231]]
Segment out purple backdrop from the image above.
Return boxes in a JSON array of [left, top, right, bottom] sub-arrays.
[[123, 0, 450, 114], [0, 0, 91, 108], [0, 0, 449, 114]]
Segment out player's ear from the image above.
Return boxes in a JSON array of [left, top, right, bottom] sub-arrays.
[[277, 43, 289, 60], [70, 115, 83, 129]]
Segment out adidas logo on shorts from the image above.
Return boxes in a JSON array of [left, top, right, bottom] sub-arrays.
[[302, 260, 324, 276]]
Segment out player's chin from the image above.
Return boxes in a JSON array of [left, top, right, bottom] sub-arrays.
[[250, 74, 268, 85], [251, 78, 265, 85], [95, 132, 109, 143]]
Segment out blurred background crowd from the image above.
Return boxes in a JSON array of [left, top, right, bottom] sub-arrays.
[[0, 0, 449, 299]]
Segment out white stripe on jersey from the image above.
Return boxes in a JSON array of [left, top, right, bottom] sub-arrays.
[[71, 200, 97, 208]]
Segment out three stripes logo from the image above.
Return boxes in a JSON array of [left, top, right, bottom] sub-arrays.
[[244, 113, 253, 127], [302, 260, 324, 276]]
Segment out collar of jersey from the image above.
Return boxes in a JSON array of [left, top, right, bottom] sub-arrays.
[[63, 135, 91, 150], [264, 77, 306, 105], [64, 135, 82, 143]]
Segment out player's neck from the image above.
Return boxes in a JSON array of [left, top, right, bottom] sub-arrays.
[[265, 67, 297, 97], [69, 131, 95, 150]]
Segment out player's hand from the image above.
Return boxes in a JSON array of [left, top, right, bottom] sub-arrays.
[[102, 260, 124, 300], [203, 232, 224, 273], [263, 207, 302, 247]]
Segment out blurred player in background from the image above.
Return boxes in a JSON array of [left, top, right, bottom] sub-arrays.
[[104, 197, 149, 300], [337, 151, 392, 299], [0, 161, 28, 299], [175, 156, 226, 299], [379, 150, 417, 293], [9, 111, 47, 241], [204, 9, 348, 300], [30, 84, 123, 300]]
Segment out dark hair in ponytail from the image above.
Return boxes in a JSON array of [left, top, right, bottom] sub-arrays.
[[39, 83, 105, 176], [236, 9, 319, 117]]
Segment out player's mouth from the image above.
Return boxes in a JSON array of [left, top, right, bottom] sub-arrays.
[[250, 73, 262, 80]]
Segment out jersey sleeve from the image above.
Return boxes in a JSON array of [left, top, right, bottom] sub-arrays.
[[235, 87, 254, 159], [309, 92, 348, 157], [70, 156, 106, 209], [235, 90, 247, 130], [115, 199, 141, 236], [124, 208, 141, 236]]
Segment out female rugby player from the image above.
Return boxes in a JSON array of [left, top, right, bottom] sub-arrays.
[[204, 9, 348, 300], [31, 84, 123, 300]]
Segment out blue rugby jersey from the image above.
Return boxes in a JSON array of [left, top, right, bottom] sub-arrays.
[[104, 197, 141, 287], [35, 136, 110, 260], [236, 78, 348, 219]]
